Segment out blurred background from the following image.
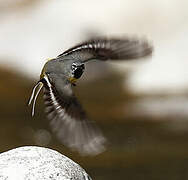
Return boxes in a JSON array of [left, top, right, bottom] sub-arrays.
[[0, 0, 188, 179]]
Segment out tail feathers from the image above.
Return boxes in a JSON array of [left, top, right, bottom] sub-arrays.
[[28, 81, 43, 116]]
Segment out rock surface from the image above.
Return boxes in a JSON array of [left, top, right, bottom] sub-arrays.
[[0, 146, 91, 180]]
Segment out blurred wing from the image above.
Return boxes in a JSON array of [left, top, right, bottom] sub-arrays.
[[42, 74, 106, 155], [57, 37, 153, 62]]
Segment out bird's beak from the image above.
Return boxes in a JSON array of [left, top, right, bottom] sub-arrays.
[[68, 77, 77, 84]]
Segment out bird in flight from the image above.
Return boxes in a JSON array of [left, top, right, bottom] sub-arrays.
[[28, 36, 153, 155]]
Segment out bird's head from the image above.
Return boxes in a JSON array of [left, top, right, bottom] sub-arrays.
[[40, 59, 85, 85]]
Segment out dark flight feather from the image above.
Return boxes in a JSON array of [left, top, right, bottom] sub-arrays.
[[42, 74, 106, 155], [57, 37, 153, 62]]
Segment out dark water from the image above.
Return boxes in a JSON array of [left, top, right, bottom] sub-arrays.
[[1, 67, 188, 180]]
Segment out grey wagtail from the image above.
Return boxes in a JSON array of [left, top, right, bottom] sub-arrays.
[[28, 36, 153, 155]]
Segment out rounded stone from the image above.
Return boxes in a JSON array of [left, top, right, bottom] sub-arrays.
[[0, 146, 92, 180]]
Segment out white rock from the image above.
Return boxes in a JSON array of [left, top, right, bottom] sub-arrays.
[[0, 146, 91, 180]]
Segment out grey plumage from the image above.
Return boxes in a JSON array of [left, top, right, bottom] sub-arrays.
[[28, 36, 153, 155]]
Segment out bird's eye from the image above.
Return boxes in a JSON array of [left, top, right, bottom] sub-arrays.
[[73, 67, 84, 79], [71, 63, 77, 71]]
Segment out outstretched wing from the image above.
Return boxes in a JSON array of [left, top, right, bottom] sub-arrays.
[[41, 73, 106, 155], [57, 37, 153, 62]]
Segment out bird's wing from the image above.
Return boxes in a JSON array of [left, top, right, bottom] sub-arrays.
[[41, 73, 106, 155], [57, 37, 153, 62]]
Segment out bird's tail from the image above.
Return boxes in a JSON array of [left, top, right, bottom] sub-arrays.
[[28, 81, 43, 116]]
